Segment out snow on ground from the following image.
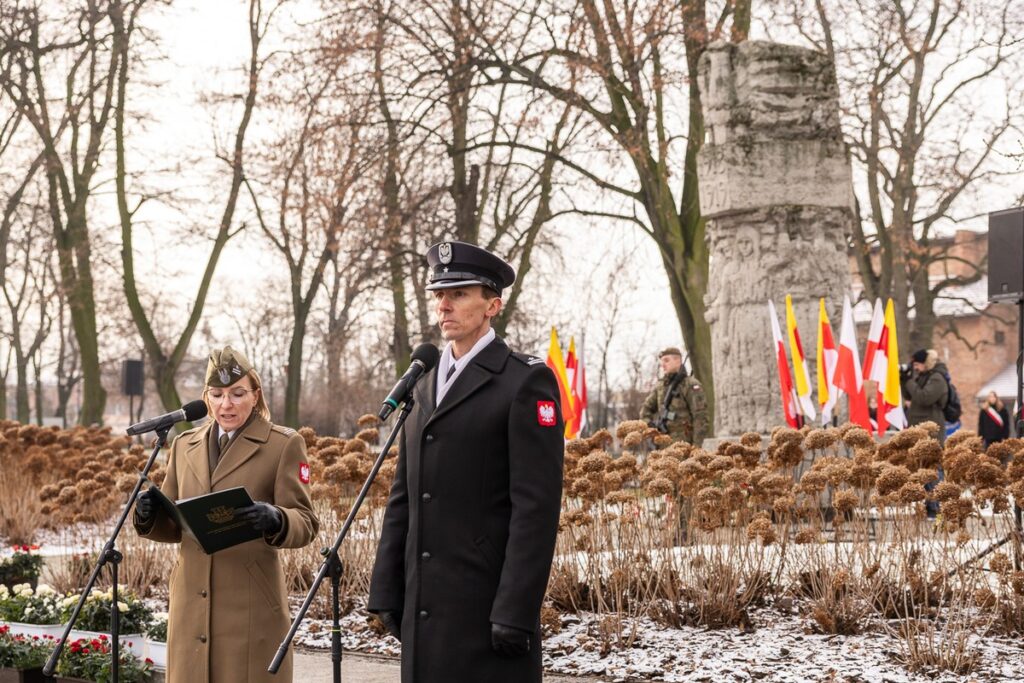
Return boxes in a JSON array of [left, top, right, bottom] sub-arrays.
[[289, 598, 1024, 683]]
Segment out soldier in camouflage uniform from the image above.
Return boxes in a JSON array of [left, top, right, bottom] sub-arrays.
[[640, 347, 708, 446]]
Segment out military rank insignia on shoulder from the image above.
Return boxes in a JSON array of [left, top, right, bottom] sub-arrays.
[[512, 352, 545, 366], [273, 425, 297, 437]]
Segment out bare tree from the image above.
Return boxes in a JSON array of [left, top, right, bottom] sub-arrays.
[[780, 0, 1024, 350], [245, 24, 385, 426], [366, 0, 585, 363], [1, 0, 159, 424], [1, 198, 53, 422], [116, 0, 273, 419], [465, 0, 745, 423]]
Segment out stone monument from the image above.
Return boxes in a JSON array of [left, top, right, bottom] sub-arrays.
[[698, 41, 854, 436]]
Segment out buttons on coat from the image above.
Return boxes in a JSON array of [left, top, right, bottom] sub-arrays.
[[421, 551, 431, 561], [199, 634, 207, 643], [200, 590, 207, 598], [425, 433, 435, 442], [422, 493, 432, 503], [419, 610, 429, 620]]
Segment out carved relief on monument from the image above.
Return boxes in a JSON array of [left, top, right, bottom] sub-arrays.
[[698, 40, 855, 437]]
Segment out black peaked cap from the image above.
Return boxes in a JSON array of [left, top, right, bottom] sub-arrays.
[[425, 240, 516, 293]]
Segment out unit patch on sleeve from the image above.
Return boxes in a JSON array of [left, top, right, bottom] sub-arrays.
[[299, 462, 311, 484], [537, 401, 557, 427]]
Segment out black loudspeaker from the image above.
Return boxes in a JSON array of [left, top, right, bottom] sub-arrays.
[[121, 359, 144, 396], [988, 207, 1024, 303]]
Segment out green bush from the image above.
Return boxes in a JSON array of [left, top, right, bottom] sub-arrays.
[[0, 546, 45, 588], [0, 583, 62, 624], [57, 635, 152, 682], [145, 614, 167, 643], [59, 589, 152, 634], [0, 624, 53, 669]]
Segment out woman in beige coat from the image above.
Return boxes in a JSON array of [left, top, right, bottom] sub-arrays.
[[134, 346, 319, 683]]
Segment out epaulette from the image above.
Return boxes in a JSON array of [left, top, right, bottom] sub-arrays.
[[511, 352, 545, 366], [272, 425, 297, 437]]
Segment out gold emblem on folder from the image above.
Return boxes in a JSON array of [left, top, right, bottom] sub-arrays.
[[207, 505, 235, 524]]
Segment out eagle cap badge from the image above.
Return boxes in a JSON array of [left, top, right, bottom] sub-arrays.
[[439, 242, 453, 265], [217, 368, 230, 385]]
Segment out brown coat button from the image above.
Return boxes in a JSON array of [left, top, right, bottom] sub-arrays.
[[199, 634, 207, 643]]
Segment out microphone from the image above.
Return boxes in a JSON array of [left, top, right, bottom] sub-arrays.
[[126, 400, 208, 436], [379, 343, 440, 420]]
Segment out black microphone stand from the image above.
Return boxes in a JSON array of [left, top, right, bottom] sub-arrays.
[[1014, 298, 1023, 571], [268, 399, 414, 680], [43, 426, 171, 681]]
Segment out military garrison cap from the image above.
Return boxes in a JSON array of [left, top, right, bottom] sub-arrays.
[[658, 347, 683, 358], [425, 241, 516, 294], [206, 346, 253, 387]]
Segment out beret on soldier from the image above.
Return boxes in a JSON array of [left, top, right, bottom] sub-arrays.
[[206, 346, 254, 387], [425, 240, 516, 294], [658, 347, 683, 358]]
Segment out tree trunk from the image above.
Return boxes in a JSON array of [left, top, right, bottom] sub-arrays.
[[15, 352, 30, 423], [33, 352, 43, 425], [59, 211, 106, 425], [325, 324, 343, 437], [283, 312, 308, 428]]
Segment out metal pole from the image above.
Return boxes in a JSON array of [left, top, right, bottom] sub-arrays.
[[326, 549, 344, 683], [268, 399, 414, 674], [43, 428, 169, 677], [1015, 300, 1023, 570]]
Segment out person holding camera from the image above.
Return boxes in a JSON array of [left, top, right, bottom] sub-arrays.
[[901, 348, 950, 519], [640, 347, 708, 446], [900, 348, 950, 445]]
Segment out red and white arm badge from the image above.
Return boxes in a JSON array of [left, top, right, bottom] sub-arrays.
[[299, 462, 311, 484], [537, 401, 557, 427]]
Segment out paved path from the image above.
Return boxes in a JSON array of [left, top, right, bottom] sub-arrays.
[[295, 649, 603, 682]]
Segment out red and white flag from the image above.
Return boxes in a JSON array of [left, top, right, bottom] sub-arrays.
[[834, 295, 872, 431], [862, 298, 885, 382], [565, 337, 588, 438], [769, 300, 802, 428]]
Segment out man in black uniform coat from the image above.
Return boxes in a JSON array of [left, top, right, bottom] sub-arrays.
[[368, 240, 564, 683]]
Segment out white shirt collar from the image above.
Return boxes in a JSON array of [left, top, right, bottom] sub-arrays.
[[218, 425, 237, 442], [436, 328, 496, 405]]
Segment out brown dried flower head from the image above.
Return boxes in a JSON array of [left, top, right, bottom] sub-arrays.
[[832, 489, 858, 515], [875, 464, 911, 497], [616, 420, 648, 440], [357, 414, 381, 428], [621, 432, 644, 450], [842, 428, 874, 449]]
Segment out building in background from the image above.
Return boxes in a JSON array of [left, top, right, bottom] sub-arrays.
[[852, 230, 1019, 434]]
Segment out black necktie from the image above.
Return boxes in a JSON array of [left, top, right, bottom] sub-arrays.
[[446, 364, 456, 382]]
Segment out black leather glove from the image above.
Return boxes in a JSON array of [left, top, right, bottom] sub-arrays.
[[135, 490, 156, 524], [375, 610, 402, 641], [236, 502, 283, 534], [491, 622, 530, 657]]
